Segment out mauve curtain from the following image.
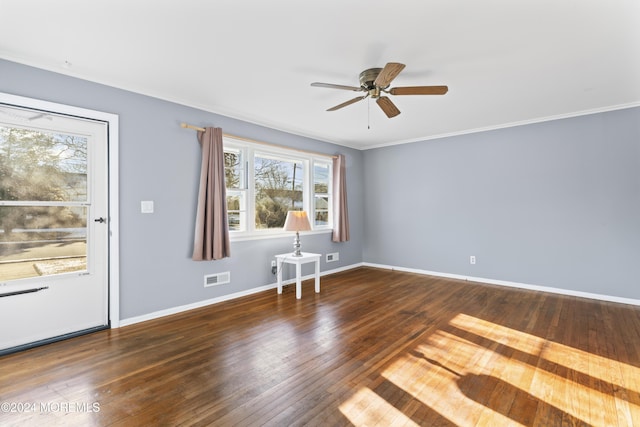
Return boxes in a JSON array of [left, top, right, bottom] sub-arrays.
[[192, 127, 231, 260], [332, 154, 350, 242]]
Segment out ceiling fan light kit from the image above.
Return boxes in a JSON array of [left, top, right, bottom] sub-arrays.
[[311, 62, 448, 118]]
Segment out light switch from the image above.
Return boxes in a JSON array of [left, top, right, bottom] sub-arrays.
[[141, 201, 154, 213]]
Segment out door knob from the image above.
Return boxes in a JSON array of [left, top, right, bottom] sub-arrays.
[[94, 217, 106, 223]]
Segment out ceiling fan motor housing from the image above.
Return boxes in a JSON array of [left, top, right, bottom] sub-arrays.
[[359, 68, 383, 90]]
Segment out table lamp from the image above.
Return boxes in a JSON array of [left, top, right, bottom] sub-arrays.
[[283, 210, 311, 256]]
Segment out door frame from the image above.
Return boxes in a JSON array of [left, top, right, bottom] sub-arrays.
[[0, 92, 120, 327]]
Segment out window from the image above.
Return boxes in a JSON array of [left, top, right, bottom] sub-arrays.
[[223, 136, 332, 239]]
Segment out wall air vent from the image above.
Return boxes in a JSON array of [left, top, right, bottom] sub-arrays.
[[204, 272, 231, 287]]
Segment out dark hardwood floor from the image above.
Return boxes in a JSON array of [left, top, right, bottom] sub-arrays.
[[1, 267, 640, 426]]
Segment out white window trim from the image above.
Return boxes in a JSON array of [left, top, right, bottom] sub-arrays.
[[224, 136, 333, 242]]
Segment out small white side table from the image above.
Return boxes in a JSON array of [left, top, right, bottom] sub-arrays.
[[275, 252, 321, 299]]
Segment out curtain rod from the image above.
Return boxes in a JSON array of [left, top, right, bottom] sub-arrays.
[[180, 122, 338, 159]]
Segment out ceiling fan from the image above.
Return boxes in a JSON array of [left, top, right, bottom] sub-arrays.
[[311, 62, 448, 118]]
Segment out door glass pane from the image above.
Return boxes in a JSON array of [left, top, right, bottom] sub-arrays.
[[1, 108, 90, 282], [0, 125, 87, 202], [0, 206, 87, 281]]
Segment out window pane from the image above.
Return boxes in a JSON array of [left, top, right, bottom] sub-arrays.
[[0, 126, 87, 202], [313, 162, 331, 227], [314, 163, 330, 193], [228, 212, 241, 231], [315, 210, 329, 225], [227, 194, 241, 211], [226, 192, 245, 232], [0, 206, 87, 281], [224, 150, 243, 190], [315, 195, 329, 225], [315, 195, 329, 210], [254, 155, 303, 229]]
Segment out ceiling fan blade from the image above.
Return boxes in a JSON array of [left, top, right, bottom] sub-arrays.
[[374, 62, 406, 88], [389, 85, 449, 95], [376, 96, 401, 118], [311, 82, 364, 91], [327, 95, 368, 111]]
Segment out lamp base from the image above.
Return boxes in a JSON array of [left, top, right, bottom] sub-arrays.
[[292, 231, 302, 257]]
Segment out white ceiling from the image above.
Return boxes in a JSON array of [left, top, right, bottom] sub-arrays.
[[1, 0, 639, 150]]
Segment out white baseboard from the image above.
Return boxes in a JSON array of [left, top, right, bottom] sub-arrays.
[[363, 262, 640, 307], [119, 261, 639, 327], [119, 284, 270, 327], [119, 262, 365, 327], [323, 262, 365, 276]]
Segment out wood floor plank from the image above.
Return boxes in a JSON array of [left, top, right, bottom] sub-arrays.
[[1, 267, 640, 426]]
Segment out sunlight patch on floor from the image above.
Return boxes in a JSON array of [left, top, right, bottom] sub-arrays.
[[381, 343, 519, 426], [337, 312, 640, 425], [403, 313, 636, 425], [336, 310, 640, 425], [450, 313, 640, 394], [339, 386, 423, 427]]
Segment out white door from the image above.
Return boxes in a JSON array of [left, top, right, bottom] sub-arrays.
[[0, 103, 109, 353]]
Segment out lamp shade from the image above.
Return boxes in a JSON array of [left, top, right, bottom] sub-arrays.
[[283, 210, 312, 232]]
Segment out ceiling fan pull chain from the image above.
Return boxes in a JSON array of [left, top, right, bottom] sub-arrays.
[[368, 98, 371, 130]]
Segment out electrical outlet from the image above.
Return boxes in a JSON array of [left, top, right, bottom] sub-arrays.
[[271, 260, 277, 275], [470, 256, 476, 265]]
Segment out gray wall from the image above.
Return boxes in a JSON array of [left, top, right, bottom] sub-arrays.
[[3, 57, 639, 318], [0, 59, 364, 319], [363, 107, 640, 299]]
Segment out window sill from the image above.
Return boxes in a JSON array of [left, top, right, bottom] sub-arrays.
[[229, 228, 332, 243]]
